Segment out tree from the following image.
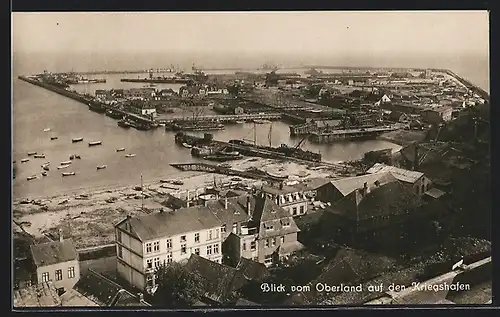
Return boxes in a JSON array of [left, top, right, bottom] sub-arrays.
[[151, 262, 205, 307]]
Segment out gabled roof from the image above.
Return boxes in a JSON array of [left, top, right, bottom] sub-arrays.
[[326, 172, 398, 197], [30, 239, 78, 267], [74, 269, 149, 307], [236, 257, 270, 281], [329, 180, 426, 221], [122, 206, 222, 241], [206, 196, 252, 225], [14, 282, 61, 307], [186, 254, 244, 303], [366, 163, 424, 184]]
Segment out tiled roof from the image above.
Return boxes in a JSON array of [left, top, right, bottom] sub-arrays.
[[14, 282, 61, 307], [328, 172, 398, 196], [206, 196, 252, 225], [236, 257, 270, 281], [186, 254, 244, 303], [425, 188, 446, 199], [126, 206, 222, 241], [366, 163, 424, 184], [74, 269, 149, 307], [330, 180, 426, 221], [30, 239, 78, 267]]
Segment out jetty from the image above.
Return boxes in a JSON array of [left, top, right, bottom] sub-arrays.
[[162, 113, 282, 124], [309, 125, 401, 143]]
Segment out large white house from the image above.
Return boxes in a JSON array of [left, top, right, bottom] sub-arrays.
[[114, 207, 223, 291]]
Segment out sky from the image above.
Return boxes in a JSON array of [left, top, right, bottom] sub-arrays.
[[12, 11, 489, 58]]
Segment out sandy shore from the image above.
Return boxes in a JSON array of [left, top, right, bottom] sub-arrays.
[[13, 158, 346, 248]]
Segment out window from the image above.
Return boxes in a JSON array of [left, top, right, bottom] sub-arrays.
[[181, 244, 187, 255], [55, 269, 62, 281], [242, 242, 247, 251], [280, 236, 285, 244], [300, 205, 305, 214], [213, 244, 219, 254], [221, 224, 226, 233], [42, 272, 50, 282], [194, 248, 200, 256], [250, 241, 256, 250], [208, 230, 213, 241], [153, 241, 160, 252], [68, 267, 75, 279], [292, 207, 297, 215], [117, 231, 122, 243], [117, 245, 123, 258], [265, 224, 274, 231], [272, 238, 276, 247], [264, 255, 273, 265], [265, 239, 270, 248], [194, 233, 200, 243], [207, 245, 212, 255], [146, 275, 153, 287], [281, 219, 290, 227], [181, 235, 187, 243], [146, 243, 152, 254], [153, 257, 160, 268], [147, 259, 153, 269], [232, 223, 238, 234], [215, 228, 220, 239], [166, 252, 173, 264], [166, 238, 172, 249]]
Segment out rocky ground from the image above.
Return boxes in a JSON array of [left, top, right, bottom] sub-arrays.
[[13, 158, 351, 249]]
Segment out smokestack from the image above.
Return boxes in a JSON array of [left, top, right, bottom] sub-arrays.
[[224, 197, 228, 209], [363, 182, 368, 196], [246, 196, 251, 214], [59, 229, 63, 242]]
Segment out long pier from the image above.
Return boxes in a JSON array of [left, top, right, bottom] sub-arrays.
[[170, 162, 288, 183], [162, 113, 282, 124], [18, 76, 155, 126], [310, 125, 401, 143]]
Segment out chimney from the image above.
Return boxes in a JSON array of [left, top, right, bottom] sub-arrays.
[[246, 196, 251, 214], [137, 292, 144, 302], [224, 197, 228, 209], [59, 229, 63, 242], [363, 182, 368, 196], [204, 199, 208, 207]]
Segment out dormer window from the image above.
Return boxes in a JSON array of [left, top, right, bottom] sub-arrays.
[[281, 219, 290, 227], [265, 224, 274, 231]]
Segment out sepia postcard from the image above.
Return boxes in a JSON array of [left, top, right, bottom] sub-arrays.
[[11, 11, 491, 309]]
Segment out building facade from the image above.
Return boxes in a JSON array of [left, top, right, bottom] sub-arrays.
[[29, 238, 80, 295], [115, 208, 223, 291], [421, 106, 453, 124], [261, 184, 308, 217]]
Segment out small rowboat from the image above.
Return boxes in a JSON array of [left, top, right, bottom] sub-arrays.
[[43, 128, 51, 132], [60, 161, 72, 165], [116, 148, 125, 152], [57, 164, 70, 170], [97, 165, 107, 170], [42, 161, 50, 166], [21, 158, 30, 163], [125, 154, 136, 158], [42, 172, 48, 176], [28, 151, 37, 156], [43, 165, 50, 171], [62, 172, 76, 176], [72, 137, 84, 143], [89, 141, 102, 146], [51, 136, 58, 140], [34, 154, 45, 159], [27, 175, 37, 181]]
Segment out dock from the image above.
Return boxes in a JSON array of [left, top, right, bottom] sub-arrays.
[[170, 162, 288, 183], [163, 113, 282, 124], [310, 125, 401, 143], [17, 76, 155, 126]]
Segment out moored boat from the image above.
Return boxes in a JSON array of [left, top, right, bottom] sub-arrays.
[[182, 143, 193, 149], [70, 155, 75, 160], [88, 141, 102, 146], [28, 151, 37, 156], [27, 175, 37, 181], [43, 128, 51, 132], [51, 136, 58, 140], [60, 161, 72, 165], [43, 165, 50, 171], [42, 172, 48, 176], [172, 180, 184, 185], [125, 154, 136, 158], [235, 121, 245, 124], [57, 164, 71, 170], [75, 155, 81, 159], [62, 172, 76, 176], [116, 148, 125, 152], [21, 158, 30, 163], [97, 165, 107, 170], [72, 137, 84, 143], [118, 119, 132, 128], [34, 154, 45, 159]]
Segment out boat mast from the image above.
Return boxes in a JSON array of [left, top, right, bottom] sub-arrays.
[[253, 122, 257, 146], [268, 123, 273, 147], [141, 174, 144, 211]]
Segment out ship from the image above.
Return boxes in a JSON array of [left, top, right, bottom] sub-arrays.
[[72, 137, 84, 143], [89, 141, 102, 146], [62, 172, 76, 176], [97, 165, 107, 170], [27, 151, 37, 156], [106, 109, 124, 119], [88, 101, 107, 113], [27, 175, 37, 181], [202, 154, 244, 162], [34, 154, 45, 159], [51, 136, 58, 140], [116, 148, 126, 152], [120, 77, 191, 84]]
